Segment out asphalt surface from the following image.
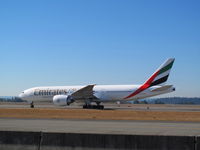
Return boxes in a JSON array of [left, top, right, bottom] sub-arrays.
[[0, 118, 200, 136], [1, 102, 200, 136], [1, 102, 200, 112]]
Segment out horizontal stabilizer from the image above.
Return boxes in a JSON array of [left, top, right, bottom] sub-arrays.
[[151, 85, 173, 92]]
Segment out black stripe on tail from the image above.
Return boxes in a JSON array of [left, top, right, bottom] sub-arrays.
[[150, 75, 169, 87]]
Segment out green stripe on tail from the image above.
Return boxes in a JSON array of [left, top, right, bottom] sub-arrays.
[[158, 60, 175, 75]]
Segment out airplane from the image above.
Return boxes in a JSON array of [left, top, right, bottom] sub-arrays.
[[19, 58, 175, 109]]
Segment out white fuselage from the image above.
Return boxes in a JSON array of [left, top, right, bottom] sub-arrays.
[[19, 58, 176, 106], [19, 84, 175, 103]]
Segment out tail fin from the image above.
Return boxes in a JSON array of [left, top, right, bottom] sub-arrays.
[[145, 58, 175, 87], [124, 58, 175, 99]]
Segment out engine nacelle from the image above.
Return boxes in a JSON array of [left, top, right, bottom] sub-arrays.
[[53, 95, 74, 106]]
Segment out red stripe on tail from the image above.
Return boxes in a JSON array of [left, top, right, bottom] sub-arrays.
[[124, 70, 159, 99]]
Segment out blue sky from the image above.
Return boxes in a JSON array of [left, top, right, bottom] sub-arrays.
[[0, 0, 200, 97]]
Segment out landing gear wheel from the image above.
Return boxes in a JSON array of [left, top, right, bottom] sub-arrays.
[[96, 102, 104, 110], [97, 105, 104, 110], [83, 104, 104, 110], [83, 104, 90, 109], [30, 102, 34, 108], [99, 105, 104, 110]]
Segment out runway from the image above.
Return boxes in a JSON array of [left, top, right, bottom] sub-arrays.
[[1, 102, 200, 112], [1, 102, 200, 137], [0, 118, 200, 136]]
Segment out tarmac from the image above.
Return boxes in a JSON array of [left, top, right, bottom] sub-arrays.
[[0, 102, 200, 136], [0, 118, 200, 136], [1, 102, 200, 112]]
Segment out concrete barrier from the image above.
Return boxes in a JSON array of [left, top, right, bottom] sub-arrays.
[[40, 133, 195, 150], [197, 136, 200, 150], [0, 131, 41, 150], [0, 131, 198, 150]]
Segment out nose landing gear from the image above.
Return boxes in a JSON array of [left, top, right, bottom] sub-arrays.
[[30, 102, 34, 108]]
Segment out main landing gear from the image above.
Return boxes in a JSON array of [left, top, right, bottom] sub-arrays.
[[30, 102, 34, 108], [83, 102, 104, 110]]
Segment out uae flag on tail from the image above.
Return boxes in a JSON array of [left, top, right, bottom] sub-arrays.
[[124, 58, 175, 100], [150, 58, 175, 86]]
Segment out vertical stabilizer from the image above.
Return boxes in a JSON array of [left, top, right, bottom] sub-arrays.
[[149, 58, 175, 86]]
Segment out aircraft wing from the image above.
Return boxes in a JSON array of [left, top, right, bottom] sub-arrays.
[[71, 84, 96, 100], [151, 85, 173, 92]]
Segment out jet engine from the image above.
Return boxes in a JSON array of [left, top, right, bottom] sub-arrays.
[[53, 95, 74, 106]]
